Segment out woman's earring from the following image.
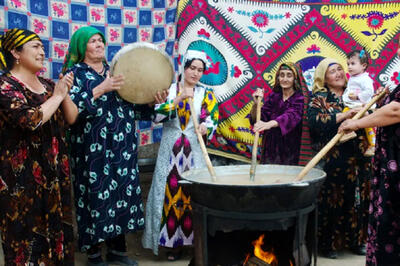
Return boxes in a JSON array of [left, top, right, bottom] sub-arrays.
[[16, 59, 20, 65]]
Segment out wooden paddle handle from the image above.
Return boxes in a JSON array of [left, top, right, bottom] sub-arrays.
[[188, 97, 217, 182], [250, 96, 262, 181], [295, 90, 386, 181]]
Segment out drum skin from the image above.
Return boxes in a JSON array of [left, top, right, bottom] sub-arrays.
[[110, 43, 174, 104]]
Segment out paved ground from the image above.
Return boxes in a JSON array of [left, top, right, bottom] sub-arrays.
[[0, 233, 367, 265], [0, 152, 366, 265]]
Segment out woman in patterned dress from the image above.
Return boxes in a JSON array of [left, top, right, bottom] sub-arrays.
[[339, 38, 400, 266], [62, 26, 166, 266], [307, 58, 371, 259], [0, 28, 75, 265], [142, 50, 219, 261]]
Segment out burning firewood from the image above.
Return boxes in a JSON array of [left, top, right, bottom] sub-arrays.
[[244, 256, 272, 266]]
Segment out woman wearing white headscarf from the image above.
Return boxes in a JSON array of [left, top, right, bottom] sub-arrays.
[[308, 58, 370, 259], [142, 50, 219, 260]]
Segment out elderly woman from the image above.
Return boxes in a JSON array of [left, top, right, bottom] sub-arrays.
[[142, 50, 219, 261], [338, 38, 400, 266], [62, 26, 166, 266], [307, 58, 371, 259], [0, 28, 75, 265], [250, 62, 310, 165]]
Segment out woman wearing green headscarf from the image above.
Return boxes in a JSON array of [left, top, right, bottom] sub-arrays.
[[307, 58, 371, 259], [62, 26, 166, 266]]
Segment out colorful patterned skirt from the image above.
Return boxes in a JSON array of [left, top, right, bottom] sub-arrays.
[[159, 135, 194, 248]]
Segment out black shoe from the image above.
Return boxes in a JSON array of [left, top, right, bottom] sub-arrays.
[[87, 253, 109, 266], [351, 244, 366, 255], [321, 249, 338, 259], [188, 257, 195, 266]]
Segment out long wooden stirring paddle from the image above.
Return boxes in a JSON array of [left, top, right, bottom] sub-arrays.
[[250, 96, 262, 181], [188, 97, 217, 182], [294, 90, 386, 182]]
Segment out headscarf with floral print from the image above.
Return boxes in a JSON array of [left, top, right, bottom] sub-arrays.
[[0, 28, 40, 71]]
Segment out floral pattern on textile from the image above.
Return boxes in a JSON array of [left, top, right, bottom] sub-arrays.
[[0, 74, 74, 265], [307, 90, 371, 252], [366, 84, 400, 265], [177, 0, 400, 160], [68, 63, 154, 251]]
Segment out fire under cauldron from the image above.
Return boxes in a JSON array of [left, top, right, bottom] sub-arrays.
[[180, 164, 326, 266]]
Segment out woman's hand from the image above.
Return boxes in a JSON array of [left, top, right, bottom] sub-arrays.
[[253, 120, 278, 133], [338, 119, 359, 134], [180, 86, 194, 100], [375, 85, 390, 106], [174, 86, 194, 105], [54, 72, 74, 99], [154, 89, 169, 104], [345, 107, 362, 119], [252, 88, 264, 103], [198, 123, 207, 136], [101, 72, 124, 94], [93, 72, 124, 100]]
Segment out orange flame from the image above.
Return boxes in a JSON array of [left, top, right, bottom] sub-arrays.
[[253, 234, 278, 265]]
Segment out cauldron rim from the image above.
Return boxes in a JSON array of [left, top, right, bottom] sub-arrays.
[[181, 164, 326, 187]]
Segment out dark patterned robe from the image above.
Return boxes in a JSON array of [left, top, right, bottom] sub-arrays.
[[68, 63, 154, 251], [366, 85, 400, 265], [0, 74, 74, 265], [255, 90, 304, 165], [307, 90, 371, 252]]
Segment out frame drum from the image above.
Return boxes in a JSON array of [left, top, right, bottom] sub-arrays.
[[110, 43, 174, 104]]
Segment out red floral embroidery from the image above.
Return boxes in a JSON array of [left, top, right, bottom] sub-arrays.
[[55, 232, 64, 257], [11, 147, 28, 172], [15, 245, 25, 264], [47, 137, 59, 165], [33, 161, 45, 185]]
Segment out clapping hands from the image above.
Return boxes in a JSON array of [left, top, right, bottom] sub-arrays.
[[54, 72, 74, 99]]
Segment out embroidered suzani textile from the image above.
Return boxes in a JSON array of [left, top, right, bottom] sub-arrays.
[[176, 0, 400, 160], [1, 0, 177, 145]]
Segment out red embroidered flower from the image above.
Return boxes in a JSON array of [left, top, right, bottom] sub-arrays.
[[61, 155, 69, 175], [11, 147, 27, 172], [391, 71, 400, 85], [367, 14, 384, 30], [56, 232, 64, 257], [33, 161, 45, 185], [306, 44, 321, 54], [47, 137, 59, 165], [15, 245, 25, 264], [251, 13, 268, 28], [141, 133, 149, 145]]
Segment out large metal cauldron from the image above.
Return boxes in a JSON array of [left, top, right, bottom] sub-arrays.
[[181, 164, 326, 213]]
